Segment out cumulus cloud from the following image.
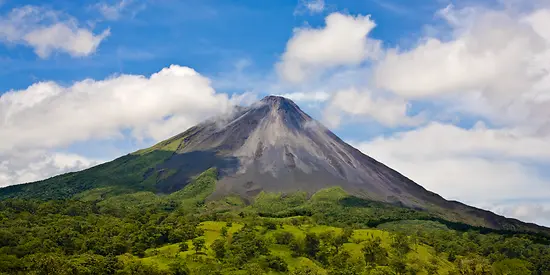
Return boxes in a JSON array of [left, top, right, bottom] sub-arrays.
[[0, 151, 103, 187], [277, 12, 381, 83], [490, 203, 550, 227], [374, 5, 550, 132], [344, 3, 550, 225], [323, 88, 424, 128], [351, 122, 550, 225], [0, 64, 239, 187], [362, 122, 550, 161], [0, 5, 110, 58], [0, 65, 234, 153]]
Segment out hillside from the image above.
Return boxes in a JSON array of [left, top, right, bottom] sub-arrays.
[[1, 170, 548, 274]]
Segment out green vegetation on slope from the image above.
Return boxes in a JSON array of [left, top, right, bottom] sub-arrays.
[[1, 171, 549, 275], [169, 168, 217, 201], [0, 134, 190, 201]]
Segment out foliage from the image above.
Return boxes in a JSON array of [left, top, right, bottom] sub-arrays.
[[0, 150, 177, 201], [492, 258, 532, 275], [192, 238, 206, 254], [361, 237, 388, 267], [265, 255, 288, 272], [169, 260, 191, 275], [0, 184, 549, 274], [274, 231, 295, 245], [179, 242, 189, 252], [211, 239, 226, 260], [390, 233, 411, 256]]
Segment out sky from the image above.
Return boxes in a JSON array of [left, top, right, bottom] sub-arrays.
[[1, 0, 550, 226]]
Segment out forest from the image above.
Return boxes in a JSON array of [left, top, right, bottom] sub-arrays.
[[1, 168, 549, 274]]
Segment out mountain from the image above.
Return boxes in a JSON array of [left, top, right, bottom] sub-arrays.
[[0, 95, 548, 235]]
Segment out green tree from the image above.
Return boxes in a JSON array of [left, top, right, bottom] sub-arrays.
[[26, 253, 73, 275], [169, 261, 190, 275], [211, 239, 226, 260], [274, 231, 294, 245], [425, 258, 439, 274], [179, 242, 189, 252], [448, 250, 457, 262], [289, 238, 304, 257], [389, 255, 408, 275], [263, 220, 277, 230], [456, 255, 491, 275], [220, 226, 228, 237], [243, 263, 266, 275], [341, 227, 354, 242], [192, 237, 206, 254], [0, 254, 22, 274], [361, 237, 388, 267], [492, 259, 531, 275], [291, 265, 324, 275], [319, 231, 335, 243], [266, 255, 288, 272], [190, 261, 223, 275], [226, 225, 269, 266], [369, 266, 394, 275], [304, 233, 321, 258], [316, 242, 335, 265], [391, 233, 411, 256], [329, 250, 365, 275]]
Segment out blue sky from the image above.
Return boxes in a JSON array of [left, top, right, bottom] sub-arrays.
[[0, 0, 440, 91], [2, 0, 550, 226]]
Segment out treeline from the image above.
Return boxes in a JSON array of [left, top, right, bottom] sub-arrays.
[[0, 198, 203, 274], [1, 184, 550, 274]]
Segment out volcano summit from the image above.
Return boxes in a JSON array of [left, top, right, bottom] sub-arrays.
[[1, 96, 548, 234], [158, 95, 442, 206]]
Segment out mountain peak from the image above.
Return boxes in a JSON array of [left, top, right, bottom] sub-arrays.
[[255, 95, 311, 130], [260, 95, 293, 105], [259, 95, 300, 112]]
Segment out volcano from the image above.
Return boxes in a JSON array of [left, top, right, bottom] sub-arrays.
[[1, 95, 548, 234], [156, 96, 445, 206]]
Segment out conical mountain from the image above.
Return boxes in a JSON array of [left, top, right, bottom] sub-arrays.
[[155, 95, 443, 206], [1, 95, 548, 234]]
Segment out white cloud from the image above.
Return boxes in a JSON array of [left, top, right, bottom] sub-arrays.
[[277, 12, 381, 83], [323, 87, 424, 128], [0, 65, 234, 153], [362, 122, 550, 161], [94, 0, 145, 21], [332, 3, 550, 226], [279, 91, 331, 102], [294, 0, 325, 15], [351, 122, 550, 225], [490, 203, 550, 227], [373, 5, 550, 132], [304, 0, 325, 13], [0, 5, 110, 58], [0, 151, 102, 187], [0, 64, 240, 187]]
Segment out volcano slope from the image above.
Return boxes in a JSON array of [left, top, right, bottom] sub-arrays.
[[0, 95, 548, 235]]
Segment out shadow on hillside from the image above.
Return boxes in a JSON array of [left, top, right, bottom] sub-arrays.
[[155, 150, 240, 193]]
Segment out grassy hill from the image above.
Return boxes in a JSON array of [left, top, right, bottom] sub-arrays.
[[1, 169, 549, 274], [128, 220, 461, 274], [0, 133, 189, 201]]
